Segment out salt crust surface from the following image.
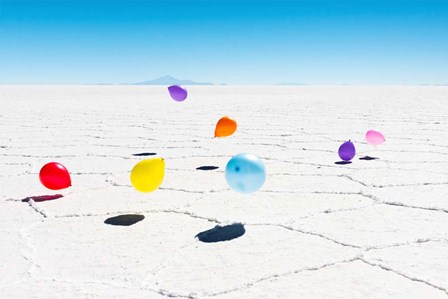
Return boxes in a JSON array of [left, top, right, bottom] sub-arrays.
[[1, 85, 447, 298]]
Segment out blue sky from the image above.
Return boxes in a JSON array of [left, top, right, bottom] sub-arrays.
[[0, 0, 447, 84]]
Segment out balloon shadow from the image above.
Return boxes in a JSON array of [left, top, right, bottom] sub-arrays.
[[21, 194, 63, 203], [195, 223, 245, 243], [133, 152, 157, 157], [104, 214, 145, 226], [360, 156, 379, 161], [334, 161, 352, 165], [196, 166, 219, 171]]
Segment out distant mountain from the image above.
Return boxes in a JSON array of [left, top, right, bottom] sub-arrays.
[[277, 82, 309, 86], [133, 75, 214, 85]]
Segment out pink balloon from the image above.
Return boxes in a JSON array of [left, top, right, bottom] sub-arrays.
[[366, 130, 385, 145]]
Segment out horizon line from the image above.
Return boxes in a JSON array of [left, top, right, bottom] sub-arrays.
[[1, 83, 447, 86]]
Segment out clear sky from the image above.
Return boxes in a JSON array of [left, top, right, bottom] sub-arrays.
[[0, 0, 447, 85]]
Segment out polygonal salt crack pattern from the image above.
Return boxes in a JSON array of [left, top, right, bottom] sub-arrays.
[[1, 86, 448, 298]]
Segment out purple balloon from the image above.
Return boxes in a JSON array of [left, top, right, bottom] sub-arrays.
[[338, 140, 356, 161], [167, 85, 188, 102]]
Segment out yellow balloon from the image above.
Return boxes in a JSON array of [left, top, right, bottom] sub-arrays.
[[130, 158, 165, 192]]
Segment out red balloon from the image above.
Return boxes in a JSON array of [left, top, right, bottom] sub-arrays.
[[39, 162, 72, 190]]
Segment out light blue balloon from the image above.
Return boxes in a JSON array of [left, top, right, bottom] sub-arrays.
[[225, 153, 266, 194]]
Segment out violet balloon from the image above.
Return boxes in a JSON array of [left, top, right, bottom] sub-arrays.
[[338, 140, 356, 161], [366, 130, 385, 145], [167, 85, 188, 102]]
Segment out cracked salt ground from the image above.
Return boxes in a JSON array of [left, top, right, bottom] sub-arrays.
[[370, 185, 448, 211], [1, 85, 448, 298], [144, 225, 360, 296], [208, 260, 447, 299], [291, 204, 448, 248], [180, 192, 375, 224], [363, 240, 448, 290]]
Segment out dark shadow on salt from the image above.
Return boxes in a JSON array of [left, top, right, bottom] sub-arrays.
[[195, 223, 245, 243], [196, 166, 219, 171], [133, 152, 157, 157], [21, 194, 63, 203], [334, 161, 352, 165], [104, 214, 145, 226], [359, 156, 379, 161]]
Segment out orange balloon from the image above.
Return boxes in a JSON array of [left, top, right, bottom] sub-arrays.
[[214, 116, 237, 138]]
